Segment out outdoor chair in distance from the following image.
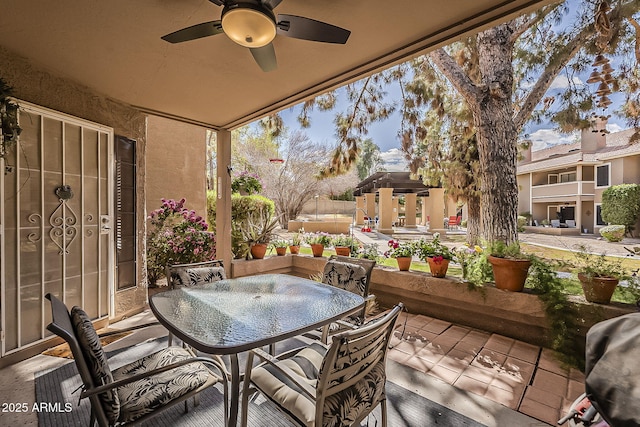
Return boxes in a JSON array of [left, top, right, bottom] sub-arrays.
[[320, 255, 376, 343], [165, 259, 226, 345], [240, 303, 403, 427], [45, 293, 229, 427]]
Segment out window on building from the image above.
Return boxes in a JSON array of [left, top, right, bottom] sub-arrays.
[[596, 204, 606, 226], [559, 172, 576, 183], [115, 136, 137, 291], [596, 164, 610, 187], [548, 174, 558, 184]]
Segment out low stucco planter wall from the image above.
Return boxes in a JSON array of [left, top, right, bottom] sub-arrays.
[[288, 220, 351, 234], [230, 255, 636, 349]]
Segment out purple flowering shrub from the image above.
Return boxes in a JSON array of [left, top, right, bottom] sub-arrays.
[[146, 198, 216, 285]]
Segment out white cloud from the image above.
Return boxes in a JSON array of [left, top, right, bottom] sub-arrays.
[[528, 128, 578, 151], [549, 74, 584, 90], [607, 122, 623, 133], [379, 148, 408, 171]]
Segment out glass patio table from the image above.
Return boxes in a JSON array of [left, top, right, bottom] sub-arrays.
[[149, 273, 365, 427]]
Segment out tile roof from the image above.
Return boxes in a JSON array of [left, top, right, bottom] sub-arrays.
[[518, 128, 639, 174]]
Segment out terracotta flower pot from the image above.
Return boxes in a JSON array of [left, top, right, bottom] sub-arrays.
[[395, 256, 412, 271], [578, 273, 619, 304], [250, 243, 268, 259], [335, 246, 351, 256], [275, 247, 287, 256], [289, 245, 300, 255], [311, 244, 325, 257], [427, 257, 450, 278], [488, 256, 531, 292]]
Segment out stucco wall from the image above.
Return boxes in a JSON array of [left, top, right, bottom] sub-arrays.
[[517, 174, 531, 214], [146, 116, 207, 216], [0, 46, 148, 319]]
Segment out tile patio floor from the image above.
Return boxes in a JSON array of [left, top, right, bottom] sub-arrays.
[[389, 311, 585, 426]]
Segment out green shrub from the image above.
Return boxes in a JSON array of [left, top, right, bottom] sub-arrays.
[[599, 225, 625, 242], [601, 184, 640, 235], [517, 215, 527, 232], [207, 192, 276, 258]]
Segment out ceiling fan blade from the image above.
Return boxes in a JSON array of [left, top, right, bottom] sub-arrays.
[[276, 14, 350, 44], [262, 0, 283, 9], [250, 43, 277, 72], [161, 21, 224, 44]]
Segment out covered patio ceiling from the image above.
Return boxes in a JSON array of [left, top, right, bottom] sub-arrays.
[[0, 0, 553, 130]]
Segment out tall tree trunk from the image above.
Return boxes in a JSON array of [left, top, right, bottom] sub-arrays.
[[466, 194, 481, 246], [475, 24, 519, 246]]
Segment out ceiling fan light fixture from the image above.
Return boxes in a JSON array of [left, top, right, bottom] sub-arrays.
[[222, 6, 276, 48]]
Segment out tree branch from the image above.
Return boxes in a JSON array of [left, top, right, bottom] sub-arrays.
[[428, 48, 480, 109], [514, 0, 638, 130]]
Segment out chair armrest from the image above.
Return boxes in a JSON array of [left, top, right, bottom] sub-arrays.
[[82, 355, 228, 399], [250, 348, 316, 399], [97, 321, 162, 338]]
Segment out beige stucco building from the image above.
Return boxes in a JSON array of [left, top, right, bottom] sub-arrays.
[[0, 48, 209, 367], [517, 121, 640, 235]]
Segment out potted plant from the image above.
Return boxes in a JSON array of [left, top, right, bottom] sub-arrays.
[[239, 209, 279, 259], [574, 246, 626, 304], [456, 243, 484, 282], [356, 243, 381, 263], [331, 234, 358, 256], [385, 239, 415, 271], [487, 241, 532, 292], [416, 234, 455, 278], [304, 232, 331, 257], [289, 232, 302, 255], [270, 239, 288, 256]]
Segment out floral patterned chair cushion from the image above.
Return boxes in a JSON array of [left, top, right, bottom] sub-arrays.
[[184, 267, 226, 286], [112, 347, 212, 423], [322, 261, 367, 297], [70, 307, 120, 424], [249, 342, 327, 426], [322, 261, 367, 325], [168, 261, 225, 289]]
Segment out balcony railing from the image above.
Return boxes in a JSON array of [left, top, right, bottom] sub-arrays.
[[531, 181, 595, 199]]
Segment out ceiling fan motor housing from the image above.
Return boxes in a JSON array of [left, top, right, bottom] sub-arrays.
[[221, 2, 277, 48]]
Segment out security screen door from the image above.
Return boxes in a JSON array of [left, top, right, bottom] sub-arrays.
[[1, 103, 113, 356]]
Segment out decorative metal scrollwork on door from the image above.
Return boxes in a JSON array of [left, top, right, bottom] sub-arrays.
[[50, 185, 77, 254]]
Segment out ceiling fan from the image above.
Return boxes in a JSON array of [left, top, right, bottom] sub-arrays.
[[161, 0, 351, 72]]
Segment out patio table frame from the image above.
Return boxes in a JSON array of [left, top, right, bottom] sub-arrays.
[[149, 273, 365, 427]]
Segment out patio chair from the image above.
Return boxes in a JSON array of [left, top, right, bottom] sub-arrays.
[[320, 255, 376, 343], [240, 303, 403, 427], [166, 259, 226, 289], [45, 293, 229, 427], [166, 260, 226, 346], [447, 216, 459, 230]]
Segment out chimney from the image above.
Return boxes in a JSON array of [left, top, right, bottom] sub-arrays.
[[582, 117, 608, 152]]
